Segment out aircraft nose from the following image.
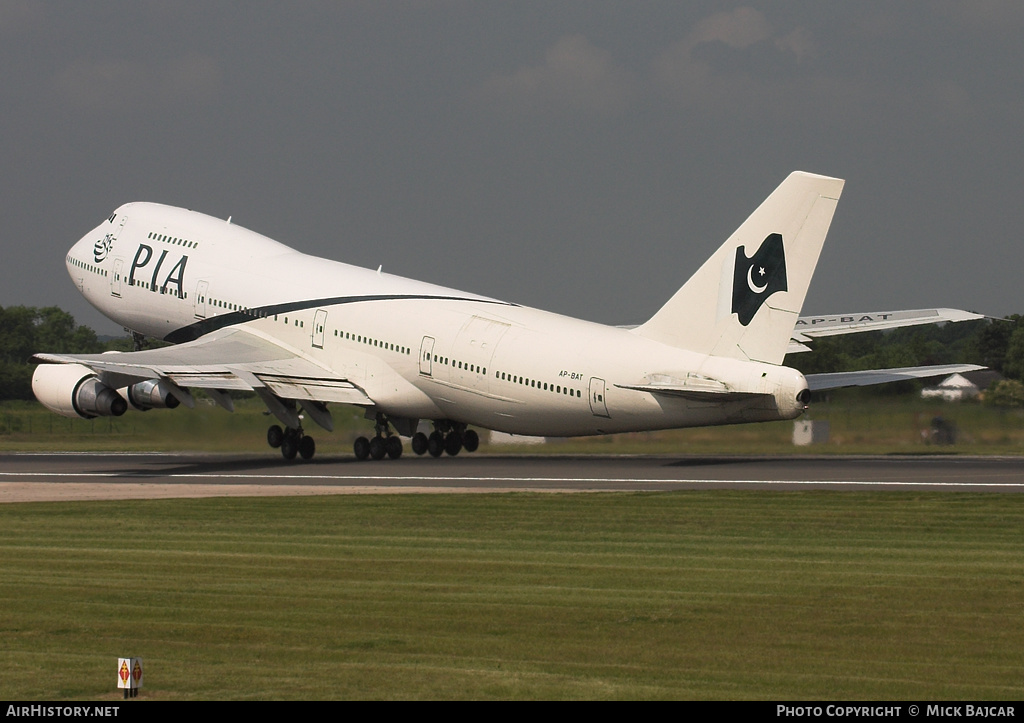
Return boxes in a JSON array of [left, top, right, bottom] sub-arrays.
[[70, 219, 112, 265]]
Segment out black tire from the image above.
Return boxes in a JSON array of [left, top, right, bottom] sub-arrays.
[[369, 436, 387, 460], [427, 432, 444, 458], [281, 437, 298, 460], [354, 436, 370, 460], [386, 436, 403, 459], [463, 429, 479, 453], [445, 432, 462, 456], [267, 425, 284, 448], [411, 432, 428, 456], [298, 435, 315, 460]]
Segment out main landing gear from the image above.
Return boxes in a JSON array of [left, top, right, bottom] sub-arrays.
[[353, 413, 404, 461], [267, 424, 316, 461], [352, 418, 480, 461], [412, 421, 478, 458]]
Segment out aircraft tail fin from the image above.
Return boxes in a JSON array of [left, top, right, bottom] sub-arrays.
[[633, 171, 844, 365]]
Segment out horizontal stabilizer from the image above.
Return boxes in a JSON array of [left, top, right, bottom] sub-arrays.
[[792, 308, 984, 342], [807, 364, 985, 391]]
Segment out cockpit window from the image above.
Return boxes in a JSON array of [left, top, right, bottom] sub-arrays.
[[108, 213, 116, 223]]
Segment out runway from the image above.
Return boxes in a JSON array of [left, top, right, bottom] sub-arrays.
[[2, 452, 1024, 502]]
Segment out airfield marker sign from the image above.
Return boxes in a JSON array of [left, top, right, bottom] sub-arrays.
[[117, 657, 142, 698]]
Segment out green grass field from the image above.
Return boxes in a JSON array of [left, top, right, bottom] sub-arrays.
[[3, 395, 1023, 699], [1, 493, 1022, 700]]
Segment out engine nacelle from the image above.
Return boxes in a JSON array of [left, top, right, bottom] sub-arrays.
[[124, 379, 181, 411], [32, 363, 128, 419]]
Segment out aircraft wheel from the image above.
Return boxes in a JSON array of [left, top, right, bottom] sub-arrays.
[[267, 425, 284, 448], [354, 436, 370, 461], [427, 432, 444, 458], [281, 436, 298, 460], [369, 436, 387, 460], [411, 432, 428, 456], [445, 432, 462, 456], [386, 436, 403, 459], [298, 435, 316, 460], [463, 429, 479, 453]]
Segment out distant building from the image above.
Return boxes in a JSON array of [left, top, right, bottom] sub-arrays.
[[793, 419, 830, 446], [921, 370, 1002, 401]]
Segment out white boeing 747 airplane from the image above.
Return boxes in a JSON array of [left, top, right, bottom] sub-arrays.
[[33, 171, 982, 460]]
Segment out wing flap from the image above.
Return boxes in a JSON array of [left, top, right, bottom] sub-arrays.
[[164, 371, 252, 390], [255, 374, 372, 405]]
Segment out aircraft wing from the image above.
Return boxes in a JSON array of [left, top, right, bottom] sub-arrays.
[[787, 308, 984, 354], [32, 327, 374, 407], [806, 364, 985, 391]]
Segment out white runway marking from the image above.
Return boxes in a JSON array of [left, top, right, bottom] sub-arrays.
[[3, 470, 1024, 488]]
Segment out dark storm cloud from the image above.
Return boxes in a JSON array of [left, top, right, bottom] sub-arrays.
[[2, 2, 1023, 336]]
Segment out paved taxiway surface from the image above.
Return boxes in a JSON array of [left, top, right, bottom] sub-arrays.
[[2, 453, 1023, 502]]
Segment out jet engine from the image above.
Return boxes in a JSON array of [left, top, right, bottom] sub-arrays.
[[124, 379, 181, 411], [32, 363, 128, 419]]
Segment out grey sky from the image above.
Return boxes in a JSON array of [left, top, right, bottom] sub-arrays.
[[3, 1, 1022, 335]]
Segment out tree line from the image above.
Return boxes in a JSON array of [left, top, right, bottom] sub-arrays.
[[0, 306, 129, 401], [787, 316, 1024, 376], [3, 304, 1024, 402]]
